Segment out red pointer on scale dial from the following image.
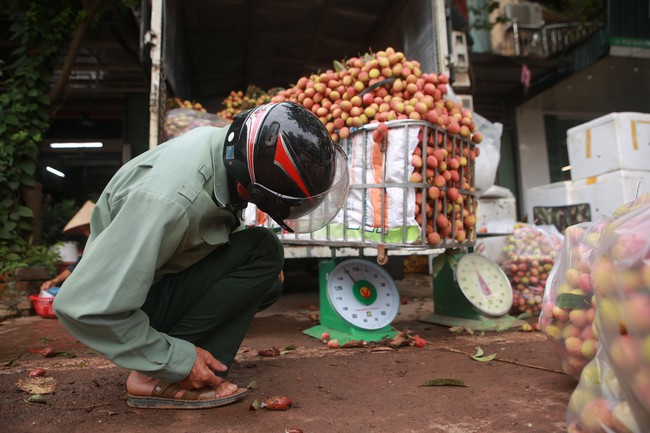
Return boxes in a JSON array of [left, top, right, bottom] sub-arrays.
[[473, 263, 492, 296]]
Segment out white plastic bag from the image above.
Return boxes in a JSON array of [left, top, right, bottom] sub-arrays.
[[472, 112, 502, 197]]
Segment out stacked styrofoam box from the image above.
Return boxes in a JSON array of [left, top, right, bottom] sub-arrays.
[[526, 113, 650, 230], [477, 185, 517, 234], [572, 170, 650, 220], [476, 185, 516, 264], [566, 112, 650, 181]]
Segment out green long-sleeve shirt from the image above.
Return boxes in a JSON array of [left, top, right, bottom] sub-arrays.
[[53, 126, 243, 383]]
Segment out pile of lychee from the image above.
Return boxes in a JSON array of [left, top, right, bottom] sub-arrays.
[[217, 85, 280, 120], [500, 223, 563, 315], [271, 48, 483, 145], [271, 48, 482, 246]]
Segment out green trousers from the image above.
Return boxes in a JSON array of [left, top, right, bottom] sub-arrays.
[[141, 227, 284, 375]]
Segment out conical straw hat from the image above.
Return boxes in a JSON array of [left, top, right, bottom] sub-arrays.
[[62, 200, 95, 233]]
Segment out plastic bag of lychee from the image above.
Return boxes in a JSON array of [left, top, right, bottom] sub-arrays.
[[539, 218, 610, 380], [497, 223, 564, 316], [163, 108, 231, 141], [566, 353, 642, 433], [566, 194, 650, 433]]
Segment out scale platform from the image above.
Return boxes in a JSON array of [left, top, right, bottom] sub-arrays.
[[420, 251, 525, 331]]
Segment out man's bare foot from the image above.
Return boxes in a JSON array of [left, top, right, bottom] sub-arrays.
[[126, 371, 239, 399]]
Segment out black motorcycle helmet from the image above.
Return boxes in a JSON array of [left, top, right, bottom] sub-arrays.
[[224, 102, 349, 233]]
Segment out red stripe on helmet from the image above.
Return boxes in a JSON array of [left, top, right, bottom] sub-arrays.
[[273, 133, 310, 197]]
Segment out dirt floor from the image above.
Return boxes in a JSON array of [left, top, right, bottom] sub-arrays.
[[0, 273, 577, 433]]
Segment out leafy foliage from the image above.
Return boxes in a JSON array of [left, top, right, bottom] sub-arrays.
[[0, 2, 80, 265], [0, 237, 60, 281]]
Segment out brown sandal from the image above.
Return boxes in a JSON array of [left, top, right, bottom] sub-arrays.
[[127, 381, 249, 409]]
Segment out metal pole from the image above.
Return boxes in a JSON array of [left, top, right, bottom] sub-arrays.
[[148, 0, 163, 149]]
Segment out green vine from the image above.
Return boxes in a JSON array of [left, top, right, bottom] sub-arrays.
[[0, 2, 79, 274]]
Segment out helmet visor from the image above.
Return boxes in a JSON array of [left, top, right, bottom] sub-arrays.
[[284, 144, 349, 233], [251, 145, 349, 233]]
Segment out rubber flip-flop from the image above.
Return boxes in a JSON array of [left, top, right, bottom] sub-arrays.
[[127, 381, 249, 410]]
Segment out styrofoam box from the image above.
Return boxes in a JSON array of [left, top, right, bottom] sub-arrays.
[[477, 195, 516, 234], [572, 169, 650, 220], [567, 112, 650, 180]]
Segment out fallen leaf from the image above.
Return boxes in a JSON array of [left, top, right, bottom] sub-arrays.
[[388, 332, 410, 348], [280, 345, 298, 355], [449, 326, 474, 335], [247, 380, 258, 390], [420, 379, 467, 387], [16, 377, 57, 394], [471, 346, 496, 362], [3, 354, 21, 367], [24, 394, 48, 404], [341, 340, 367, 349], [371, 347, 395, 352]]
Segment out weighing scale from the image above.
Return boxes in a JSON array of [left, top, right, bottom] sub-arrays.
[[303, 258, 400, 344], [420, 250, 525, 331]]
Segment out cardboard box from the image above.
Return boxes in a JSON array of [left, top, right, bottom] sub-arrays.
[[572, 169, 650, 220], [567, 112, 650, 180]]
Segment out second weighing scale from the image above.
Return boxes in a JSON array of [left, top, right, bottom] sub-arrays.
[[420, 251, 525, 331]]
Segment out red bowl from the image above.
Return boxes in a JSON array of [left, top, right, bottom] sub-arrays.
[[29, 295, 57, 319]]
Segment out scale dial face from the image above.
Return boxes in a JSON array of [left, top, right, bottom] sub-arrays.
[[327, 259, 400, 330], [454, 253, 513, 317]]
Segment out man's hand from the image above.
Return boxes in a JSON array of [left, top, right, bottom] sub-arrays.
[[177, 346, 228, 390]]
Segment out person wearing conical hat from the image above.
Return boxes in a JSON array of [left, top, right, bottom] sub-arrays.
[[61, 200, 94, 235], [40, 201, 94, 291]]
